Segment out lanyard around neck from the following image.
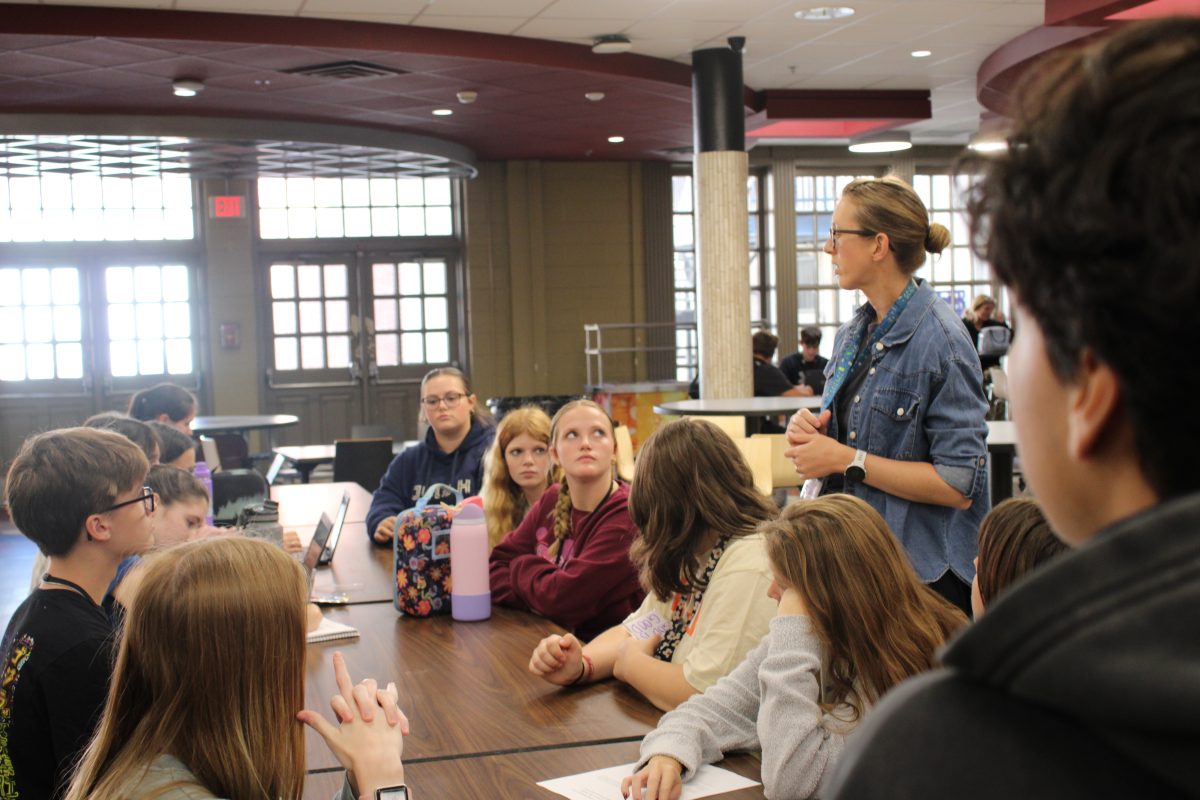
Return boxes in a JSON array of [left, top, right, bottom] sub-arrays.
[[822, 280, 917, 412], [41, 573, 99, 607]]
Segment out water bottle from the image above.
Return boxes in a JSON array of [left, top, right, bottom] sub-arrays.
[[450, 503, 490, 621], [193, 461, 214, 526]]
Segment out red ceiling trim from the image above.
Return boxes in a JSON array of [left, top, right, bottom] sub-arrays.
[[1044, 0, 1151, 25], [976, 25, 1105, 115], [758, 90, 930, 121], [0, 4, 697, 91]]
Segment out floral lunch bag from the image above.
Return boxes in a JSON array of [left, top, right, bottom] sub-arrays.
[[393, 483, 462, 617]]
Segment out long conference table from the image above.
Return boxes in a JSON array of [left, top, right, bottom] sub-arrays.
[[284, 482, 766, 799]]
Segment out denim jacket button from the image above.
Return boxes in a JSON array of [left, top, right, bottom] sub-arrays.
[[854, 395, 861, 403], [869, 367, 876, 375], [849, 431, 857, 440], [979, 456, 986, 466], [897, 407, 905, 416], [875, 342, 884, 351]]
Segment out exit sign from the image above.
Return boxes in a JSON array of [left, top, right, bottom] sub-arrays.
[[208, 195, 245, 219]]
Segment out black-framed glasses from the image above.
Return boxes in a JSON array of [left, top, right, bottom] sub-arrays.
[[827, 225, 878, 249], [421, 392, 465, 409], [99, 486, 156, 515]]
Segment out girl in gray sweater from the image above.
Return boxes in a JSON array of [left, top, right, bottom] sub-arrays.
[[622, 495, 966, 800]]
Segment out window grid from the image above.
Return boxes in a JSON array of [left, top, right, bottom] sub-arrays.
[[105, 265, 194, 377], [269, 263, 352, 371], [372, 260, 450, 367], [912, 173, 997, 319], [0, 175, 194, 243], [257, 177, 454, 240], [0, 267, 84, 381]]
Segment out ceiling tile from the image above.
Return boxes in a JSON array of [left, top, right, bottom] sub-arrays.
[[408, 15, 526, 35], [302, 0, 428, 12], [26, 38, 179, 67], [410, 0, 552, 18]]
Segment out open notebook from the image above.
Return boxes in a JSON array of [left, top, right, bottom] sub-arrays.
[[307, 615, 359, 644]]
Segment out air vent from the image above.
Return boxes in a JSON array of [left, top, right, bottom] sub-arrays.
[[284, 60, 407, 80]]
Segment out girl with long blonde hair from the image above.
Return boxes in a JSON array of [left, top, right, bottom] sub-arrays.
[[489, 399, 642, 641], [64, 537, 410, 800], [481, 406, 557, 549], [623, 494, 966, 800], [527, 418, 778, 712]]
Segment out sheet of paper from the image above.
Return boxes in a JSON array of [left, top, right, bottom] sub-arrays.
[[623, 611, 670, 640], [537, 761, 759, 800]]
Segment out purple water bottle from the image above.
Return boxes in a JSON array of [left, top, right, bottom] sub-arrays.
[[450, 503, 491, 621], [193, 461, 214, 526]]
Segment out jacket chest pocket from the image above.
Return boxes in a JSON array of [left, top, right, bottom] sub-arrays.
[[868, 388, 922, 459]]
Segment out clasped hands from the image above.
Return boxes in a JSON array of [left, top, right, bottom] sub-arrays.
[[784, 408, 855, 480]]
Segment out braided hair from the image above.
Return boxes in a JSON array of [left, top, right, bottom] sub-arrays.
[[545, 399, 615, 560]]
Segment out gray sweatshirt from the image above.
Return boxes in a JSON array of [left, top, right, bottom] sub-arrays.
[[636, 615, 859, 800]]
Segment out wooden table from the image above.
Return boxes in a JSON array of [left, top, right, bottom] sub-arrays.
[[275, 441, 411, 483], [303, 742, 764, 800], [298, 522, 395, 605], [304, 604, 660, 771], [987, 420, 1018, 504], [273, 481, 375, 528]]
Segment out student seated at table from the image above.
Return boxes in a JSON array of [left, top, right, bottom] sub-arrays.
[[971, 498, 1067, 618], [127, 382, 197, 434], [148, 421, 196, 470], [2, 427, 153, 800], [686, 330, 806, 401], [83, 412, 161, 463], [367, 367, 495, 546], [780, 326, 828, 397], [622, 495, 966, 800], [481, 406, 558, 549], [490, 399, 643, 641], [528, 418, 777, 711], [63, 537, 409, 800]]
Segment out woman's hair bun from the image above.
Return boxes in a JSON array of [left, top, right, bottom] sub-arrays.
[[925, 222, 952, 255]]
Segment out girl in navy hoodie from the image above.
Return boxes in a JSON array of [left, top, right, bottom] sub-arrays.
[[366, 367, 495, 545]]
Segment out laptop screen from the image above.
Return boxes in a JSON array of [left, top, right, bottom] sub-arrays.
[[303, 513, 334, 589], [320, 490, 351, 565]]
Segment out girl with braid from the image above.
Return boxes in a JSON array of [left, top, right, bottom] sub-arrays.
[[489, 399, 642, 641], [528, 418, 778, 711]]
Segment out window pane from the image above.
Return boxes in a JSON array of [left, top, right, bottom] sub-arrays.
[[108, 304, 136, 339], [326, 335, 351, 369], [163, 303, 191, 338], [260, 209, 288, 239], [300, 335, 324, 369], [287, 208, 316, 239], [423, 262, 446, 295], [0, 344, 25, 381], [27, 344, 54, 379], [343, 179, 370, 207], [42, 175, 72, 209], [400, 332, 424, 364], [425, 177, 451, 205], [136, 304, 163, 340], [258, 178, 287, 208], [371, 206, 399, 237], [161, 265, 189, 302], [162, 176, 192, 208], [397, 179, 423, 205], [0, 308, 22, 343], [344, 208, 371, 237], [56, 342, 83, 379], [374, 299, 397, 331], [313, 178, 343, 208], [165, 339, 192, 374], [297, 265, 322, 298], [399, 263, 421, 295], [372, 262, 396, 296], [0, 270, 21, 304], [286, 177, 315, 208], [134, 265, 162, 303], [325, 300, 349, 333], [23, 268, 51, 305], [425, 331, 449, 363], [110, 340, 137, 376], [132, 177, 162, 209], [53, 306, 81, 341], [270, 264, 295, 300], [24, 307, 52, 343], [316, 208, 344, 238], [273, 302, 297, 335], [671, 175, 693, 213], [426, 207, 452, 236], [298, 301, 323, 334], [673, 214, 694, 249], [424, 297, 447, 330], [275, 337, 298, 370], [323, 265, 347, 298], [376, 333, 398, 367], [137, 339, 164, 375], [398, 207, 424, 236], [74, 175, 103, 209], [370, 178, 397, 206], [400, 298, 422, 330]]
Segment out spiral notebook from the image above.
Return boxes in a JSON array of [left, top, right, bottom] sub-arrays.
[[306, 614, 360, 644]]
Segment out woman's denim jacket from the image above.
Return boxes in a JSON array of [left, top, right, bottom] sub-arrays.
[[823, 280, 990, 584]]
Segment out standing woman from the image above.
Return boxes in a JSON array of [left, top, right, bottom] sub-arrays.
[[127, 383, 197, 434], [785, 176, 989, 614], [962, 293, 1011, 371], [489, 400, 643, 641], [481, 406, 557, 549], [366, 367, 495, 546]]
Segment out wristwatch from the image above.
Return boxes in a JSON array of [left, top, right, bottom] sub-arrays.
[[375, 787, 410, 800], [845, 449, 868, 483]]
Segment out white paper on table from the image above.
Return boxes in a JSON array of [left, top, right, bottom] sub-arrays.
[[537, 761, 759, 800]]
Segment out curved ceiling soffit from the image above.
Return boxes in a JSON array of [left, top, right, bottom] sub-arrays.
[[1, 4, 760, 112]]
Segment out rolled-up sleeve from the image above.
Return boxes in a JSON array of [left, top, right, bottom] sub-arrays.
[[925, 351, 989, 498]]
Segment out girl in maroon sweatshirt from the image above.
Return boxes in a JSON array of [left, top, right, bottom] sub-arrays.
[[489, 400, 643, 640]]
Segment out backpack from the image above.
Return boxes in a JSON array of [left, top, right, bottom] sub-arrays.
[[393, 483, 462, 617], [978, 325, 1012, 358]]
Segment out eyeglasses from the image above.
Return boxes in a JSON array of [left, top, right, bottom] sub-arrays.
[[827, 225, 878, 250], [421, 392, 465, 409], [99, 486, 156, 516]]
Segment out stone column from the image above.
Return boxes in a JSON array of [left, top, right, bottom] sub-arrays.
[[693, 44, 751, 399]]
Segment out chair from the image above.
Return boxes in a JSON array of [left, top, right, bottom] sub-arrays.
[[211, 469, 269, 525], [986, 367, 1009, 421], [684, 415, 746, 442], [751, 433, 805, 489], [351, 424, 407, 442], [333, 438, 394, 492], [197, 433, 250, 470], [734, 437, 773, 496], [198, 436, 222, 471], [613, 425, 636, 482]]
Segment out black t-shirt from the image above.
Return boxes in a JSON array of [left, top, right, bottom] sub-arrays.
[[779, 352, 829, 395], [0, 587, 116, 800], [752, 359, 794, 397]]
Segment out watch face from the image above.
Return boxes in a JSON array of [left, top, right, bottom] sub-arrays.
[[375, 787, 409, 800], [845, 465, 866, 482]]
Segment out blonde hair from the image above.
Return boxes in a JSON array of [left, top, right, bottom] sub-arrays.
[[547, 399, 615, 560], [842, 176, 950, 275], [762, 495, 966, 722], [482, 407, 557, 548], [966, 294, 997, 323], [65, 537, 307, 800]]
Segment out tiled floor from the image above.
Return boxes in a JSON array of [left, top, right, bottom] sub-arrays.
[[1, 525, 36, 633]]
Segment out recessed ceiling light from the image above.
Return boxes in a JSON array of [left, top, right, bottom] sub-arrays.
[[968, 140, 1007, 153], [848, 130, 912, 153], [432, 108, 453, 116], [794, 6, 855, 21], [172, 79, 204, 97], [585, 91, 606, 102], [592, 34, 633, 54], [608, 135, 625, 143], [911, 49, 932, 58]]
